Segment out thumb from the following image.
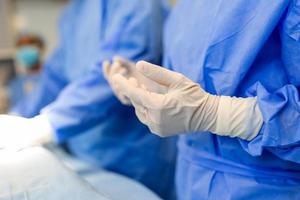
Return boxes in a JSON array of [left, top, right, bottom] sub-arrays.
[[136, 61, 183, 87]]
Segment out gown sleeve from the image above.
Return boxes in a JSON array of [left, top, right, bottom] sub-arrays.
[[240, 1, 300, 163], [41, 0, 165, 143]]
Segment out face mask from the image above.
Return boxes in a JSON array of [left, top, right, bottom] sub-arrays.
[[16, 46, 40, 69]]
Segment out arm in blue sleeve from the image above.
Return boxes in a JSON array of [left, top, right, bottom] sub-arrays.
[[42, 0, 165, 143], [43, 66, 120, 143], [240, 2, 300, 163]]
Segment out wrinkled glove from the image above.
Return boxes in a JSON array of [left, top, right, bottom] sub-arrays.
[[112, 61, 263, 141], [0, 115, 54, 150], [102, 56, 166, 105]]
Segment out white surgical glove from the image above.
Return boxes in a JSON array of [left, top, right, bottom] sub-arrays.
[[0, 115, 54, 150], [102, 56, 166, 105], [113, 61, 263, 140]]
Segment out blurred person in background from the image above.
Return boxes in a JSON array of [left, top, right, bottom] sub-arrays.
[[8, 33, 45, 109], [0, 0, 176, 199]]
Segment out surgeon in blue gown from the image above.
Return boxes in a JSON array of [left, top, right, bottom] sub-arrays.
[[110, 0, 300, 199], [7, 0, 176, 199], [167, 1, 300, 199]]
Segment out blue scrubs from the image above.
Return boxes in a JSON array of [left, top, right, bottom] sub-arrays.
[[164, 0, 300, 199], [13, 0, 176, 199], [8, 74, 40, 109]]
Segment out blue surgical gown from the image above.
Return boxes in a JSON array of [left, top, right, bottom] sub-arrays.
[[8, 74, 40, 109], [164, 0, 300, 199], [13, 0, 176, 199]]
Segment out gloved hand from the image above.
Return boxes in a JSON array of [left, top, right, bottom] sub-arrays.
[[102, 56, 166, 105], [0, 115, 54, 150], [112, 61, 263, 140]]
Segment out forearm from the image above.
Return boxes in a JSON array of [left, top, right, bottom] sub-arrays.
[[41, 70, 119, 143]]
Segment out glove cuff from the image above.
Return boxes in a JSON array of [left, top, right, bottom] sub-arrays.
[[30, 115, 55, 145], [215, 96, 263, 140]]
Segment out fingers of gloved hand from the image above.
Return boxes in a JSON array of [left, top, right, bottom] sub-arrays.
[[116, 92, 132, 105], [110, 82, 132, 105], [112, 74, 144, 105], [113, 56, 133, 68], [103, 60, 130, 105], [131, 100, 149, 125], [102, 60, 111, 80], [129, 77, 139, 87], [107, 71, 132, 105], [110, 61, 128, 77], [114, 56, 142, 81], [112, 58, 165, 94], [112, 74, 163, 108], [119, 68, 127, 76], [103, 60, 128, 82], [136, 61, 184, 87], [141, 84, 147, 90]]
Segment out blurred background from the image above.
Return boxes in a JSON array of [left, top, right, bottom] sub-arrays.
[[0, 0, 69, 113], [0, 0, 176, 113], [0, 0, 67, 58]]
